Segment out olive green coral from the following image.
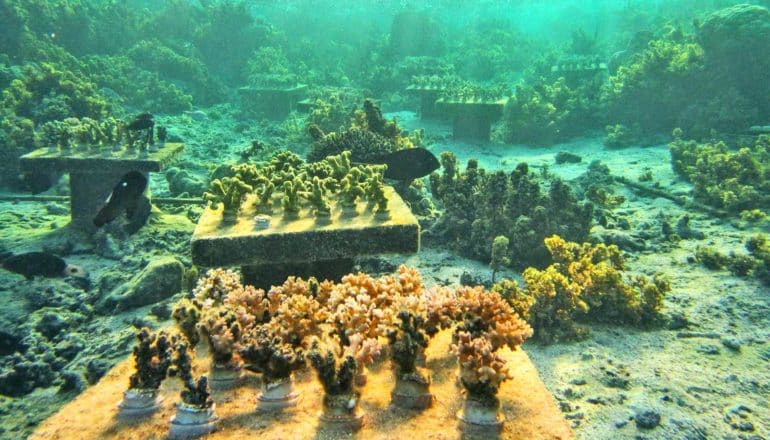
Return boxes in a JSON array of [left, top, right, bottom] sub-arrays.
[[203, 177, 254, 216], [208, 149, 389, 219], [495, 235, 670, 344], [670, 135, 770, 212], [430, 153, 592, 269]]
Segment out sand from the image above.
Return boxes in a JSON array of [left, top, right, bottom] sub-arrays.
[[30, 330, 572, 440]]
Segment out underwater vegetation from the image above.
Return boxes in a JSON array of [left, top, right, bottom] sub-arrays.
[[430, 152, 593, 269], [694, 234, 770, 286]]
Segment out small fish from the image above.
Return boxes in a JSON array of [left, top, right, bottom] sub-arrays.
[[183, 110, 208, 122], [93, 171, 148, 227], [364, 148, 440, 182], [126, 112, 154, 131], [1, 251, 88, 280]]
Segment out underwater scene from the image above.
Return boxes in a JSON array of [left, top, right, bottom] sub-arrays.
[[1, 0, 769, 438]]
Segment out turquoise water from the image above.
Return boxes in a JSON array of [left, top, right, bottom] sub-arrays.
[[1, 1, 769, 439]]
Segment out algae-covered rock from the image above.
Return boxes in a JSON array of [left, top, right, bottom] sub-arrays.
[[698, 4, 770, 57], [96, 256, 183, 313], [165, 167, 207, 196]]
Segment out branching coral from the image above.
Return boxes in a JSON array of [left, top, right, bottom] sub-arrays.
[[211, 149, 390, 218], [308, 344, 357, 398], [0, 61, 111, 184], [267, 286, 328, 349], [452, 331, 511, 405], [197, 306, 242, 367], [223, 284, 277, 332], [746, 234, 770, 285], [495, 235, 670, 344], [307, 99, 419, 163], [499, 75, 603, 145], [192, 268, 243, 304], [430, 153, 592, 269], [203, 177, 254, 216], [172, 298, 202, 347], [603, 36, 705, 137], [490, 235, 510, 283], [169, 341, 213, 408], [423, 286, 460, 337], [387, 311, 428, 376], [238, 326, 305, 384], [128, 328, 177, 391], [670, 135, 770, 212], [455, 286, 533, 351], [308, 127, 397, 164]]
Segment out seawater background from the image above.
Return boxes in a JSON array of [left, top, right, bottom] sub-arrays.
[[1, 1, 769, 439]]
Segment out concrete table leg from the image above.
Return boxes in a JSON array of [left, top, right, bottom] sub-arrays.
[[453, 113, 492, 142], [69, 171, 149, 231], [242, 258, 354, 288], [419, 92, 441, 120]]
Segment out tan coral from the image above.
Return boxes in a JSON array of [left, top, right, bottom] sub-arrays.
[[193, 268, 243, 304]]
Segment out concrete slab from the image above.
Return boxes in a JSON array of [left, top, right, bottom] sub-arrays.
[[191, 186, 419, 268], [19, 142, 184, 175], [18, 143, 183, 229], [31, 329, 574, 440]]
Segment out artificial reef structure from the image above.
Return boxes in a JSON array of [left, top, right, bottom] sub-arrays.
[[31, 266, 574, 439]]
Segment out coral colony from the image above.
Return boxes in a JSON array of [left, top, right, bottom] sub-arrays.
[[139, 266, 534, 434]]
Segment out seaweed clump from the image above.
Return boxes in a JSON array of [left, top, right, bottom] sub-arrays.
[[430, 152, 593, 269], [494, 235, 670, 344]]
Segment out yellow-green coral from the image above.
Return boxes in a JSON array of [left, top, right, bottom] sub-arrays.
[[495, 235, 669, 344], [208, 150, 390, 219], [670, 135, 770, 211], [203, 177, 254, 215]]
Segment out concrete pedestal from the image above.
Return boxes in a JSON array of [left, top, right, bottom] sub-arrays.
[[19, 143, 184, 230], [436, 98, 508, 142], [191, 186, 419, 287], [406, 86, 445, 120]]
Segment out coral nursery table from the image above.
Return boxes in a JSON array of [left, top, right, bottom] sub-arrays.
[[238, 84, 307, 120], [191, 186, 420, 286], [30, 330, 573, 440], [406, 83, 448, 120], [19, 143, 184, 230], [435, 98, 508, 142]]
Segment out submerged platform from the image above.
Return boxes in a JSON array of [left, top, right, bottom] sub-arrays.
[[191, 186, 419, 268], [435, 98, 508, 142], [19, 143, 184, 175], [31, 330, 573, 440], [19, 143, 184, 230], [239, 84, 307, 119]]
